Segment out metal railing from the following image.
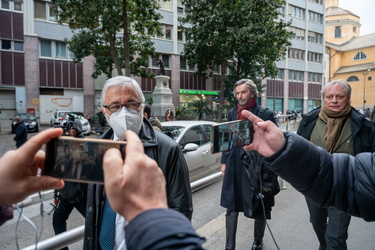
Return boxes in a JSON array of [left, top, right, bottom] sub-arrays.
[[22, 172, 223, 250]]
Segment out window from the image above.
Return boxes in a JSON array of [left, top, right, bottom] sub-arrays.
[[178, 27, 184, 41], [289, 70, 304, 82], [353, 51, 367, 61], [1, 40, 23, 51], [1, 0, 10, 9], [308, 72, 322, 83], [180, 56, 187, 70], [288, 48, 305, 61], [1, 0, 22, 11], [308, 31, 323, 44], [1, 40, 11, 50], [41, 40, 52, 57], [309, 0, 323, 4], [40, 40, 76, 59], [49, 4, 58, 21], [335, 26, 341, 38], [158, 0, 172, 11], [152, 53, 170, 68], [289, 5, 305, 19], [308, 11, 323, 24], [180, 126, 204, 148], [177, 0, 184, 14], [162, 54, 170, 68], [34, 1, 46, 20], [34, 0, 57, 21], [165, 25, 172, 40], [307, 52, 323, 63], [14, 41, 23, 51], [14, 1, 21, 11], [289, 27, 305, 40], [353, 27, 357, 33], [156, 24, 173, 40], [289, 99, 303, 112], [308, 99, 321, 111], [277, 69, 284, 80], [347, 76, 359, 82], [203, 125, 212, 144], [56, 41, 67, 58]]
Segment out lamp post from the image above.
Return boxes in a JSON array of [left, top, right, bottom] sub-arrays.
[[362, 69, 371, 110]]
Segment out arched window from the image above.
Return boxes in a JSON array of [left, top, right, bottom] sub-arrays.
[[347, 76, 359, 82], [353, 51, 367, 61], [334, 26, 341, 38]]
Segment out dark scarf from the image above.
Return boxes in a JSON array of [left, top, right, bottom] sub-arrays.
[[318, 103, 351, 153], [237, 98, 256, 120]]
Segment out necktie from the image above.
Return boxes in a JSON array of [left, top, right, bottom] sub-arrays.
[[99, 198, 116, 250]]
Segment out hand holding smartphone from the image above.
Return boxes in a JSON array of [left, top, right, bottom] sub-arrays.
[[211, 120, 253, 154], [44, 136, 126, 184]]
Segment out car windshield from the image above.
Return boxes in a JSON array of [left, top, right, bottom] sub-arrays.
[[162, 126, 185, 141], [20, 114, 36, 120]]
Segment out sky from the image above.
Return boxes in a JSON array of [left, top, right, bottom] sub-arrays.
[[339, 0, 375, 36]]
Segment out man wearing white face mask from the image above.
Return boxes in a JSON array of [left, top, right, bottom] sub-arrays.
[[83, 76, 193, 250]]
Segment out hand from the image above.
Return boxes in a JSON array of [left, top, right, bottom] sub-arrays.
[[221, 164, 226, 176], [0, 128, 65, 206], [241, 110, 286, 157], [103, 130, 167, 222]]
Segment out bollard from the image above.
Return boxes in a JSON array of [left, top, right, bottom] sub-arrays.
[[279, 120, 288, 190], [278, 176, 287, 190]]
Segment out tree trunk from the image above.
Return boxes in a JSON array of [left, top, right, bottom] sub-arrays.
[[218, 56, 227, 122], [123, 0, 130, 76], [109, 34, 123, 76], [108, 4, 122, 76]]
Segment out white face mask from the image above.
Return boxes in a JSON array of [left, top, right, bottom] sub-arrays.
[[105, 107, 143, 140]]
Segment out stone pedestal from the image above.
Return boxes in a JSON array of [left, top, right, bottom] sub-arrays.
[[151, 75, 175, 120]]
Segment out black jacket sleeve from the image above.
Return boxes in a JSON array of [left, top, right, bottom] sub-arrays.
[[126, 208, 205, 250], [262, 132, 375, 221]]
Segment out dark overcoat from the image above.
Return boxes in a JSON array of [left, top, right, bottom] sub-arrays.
[[220, 103, 277, 218]]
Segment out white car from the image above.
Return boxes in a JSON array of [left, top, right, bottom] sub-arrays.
[[51, 111, 91, 135], [161, 120, 222, 183]]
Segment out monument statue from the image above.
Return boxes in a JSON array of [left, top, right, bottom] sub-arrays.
[[158, 59, 165, 75]]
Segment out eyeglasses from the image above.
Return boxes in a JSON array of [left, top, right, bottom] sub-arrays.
[[103, 101, 142, 114]]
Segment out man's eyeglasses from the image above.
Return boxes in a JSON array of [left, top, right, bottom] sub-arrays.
[[103, 101, 142, 114]]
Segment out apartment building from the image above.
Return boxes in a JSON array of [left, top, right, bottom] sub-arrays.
[[0, 0, 325, 127]]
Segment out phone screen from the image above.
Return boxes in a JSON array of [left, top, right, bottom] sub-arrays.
[[44, 136, 126, 184], [210, 120, 253, 154]]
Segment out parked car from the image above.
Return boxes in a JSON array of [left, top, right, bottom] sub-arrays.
[[11, 113, 39, 133], [50, 111, 91, 135], [161, 120, 222, 183]]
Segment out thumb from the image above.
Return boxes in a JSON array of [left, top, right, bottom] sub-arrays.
[[28, 176, 64, 193]]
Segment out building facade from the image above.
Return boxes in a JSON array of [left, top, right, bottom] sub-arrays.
[[0, 0, 325, 128], [325, 0, 375, 110]]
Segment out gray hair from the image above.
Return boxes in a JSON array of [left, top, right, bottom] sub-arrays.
[[321, 80, 351, 99], [233, 79, 258, 99], [100, 76, 145, 105]]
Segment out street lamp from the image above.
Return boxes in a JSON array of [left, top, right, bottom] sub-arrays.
[[362, 68, 371, 110]]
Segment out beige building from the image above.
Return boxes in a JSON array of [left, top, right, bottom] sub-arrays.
[[326, 0, 375, 110]]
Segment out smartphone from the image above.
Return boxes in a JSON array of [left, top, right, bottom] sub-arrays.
[[210, 119, 253, 154], [44, 136, 127, 184]]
